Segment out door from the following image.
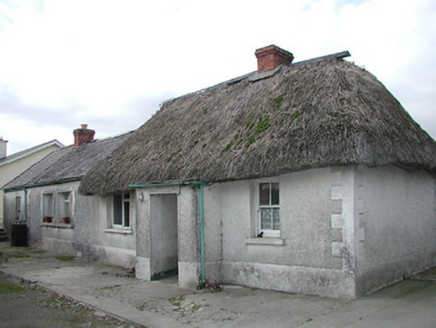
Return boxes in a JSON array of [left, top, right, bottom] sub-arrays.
[[149, 194, 178, 280]]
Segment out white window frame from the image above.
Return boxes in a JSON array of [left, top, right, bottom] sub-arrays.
[[42, 193, 54, 223], [257, 180, 280, 238], [59, 191, 73, 223], [113, 193, 131, 228]]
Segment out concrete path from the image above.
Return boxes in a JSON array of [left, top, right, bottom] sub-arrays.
[[1, 242, 436, 328]]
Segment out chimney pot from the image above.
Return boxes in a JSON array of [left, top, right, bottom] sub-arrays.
[[73, 124, 95, 147], [255, 45, 294, 72]]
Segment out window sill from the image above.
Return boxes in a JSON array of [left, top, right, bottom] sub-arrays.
[[104, 228, 133, 235], [245, 237, 284, 246], [41, 223, 74, 229]]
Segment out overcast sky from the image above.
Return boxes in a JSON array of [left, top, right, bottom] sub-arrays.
[[0, 0, 435, 154]]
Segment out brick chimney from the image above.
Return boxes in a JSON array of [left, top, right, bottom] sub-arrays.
[[73, 124, 95, 147], [255, 45, 294, 72], [0, 137, 8, 159]]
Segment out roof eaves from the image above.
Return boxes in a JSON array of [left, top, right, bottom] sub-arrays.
[[0, 139, 64, 167], [3, 176, 82, 193]]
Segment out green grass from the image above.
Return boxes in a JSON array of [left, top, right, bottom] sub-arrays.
[[169, 296, 184, 308], [0, 280, 24, 294], [5, 252, 31, 259], [99, 284, 121, 290], [55, 256, 75, 262]]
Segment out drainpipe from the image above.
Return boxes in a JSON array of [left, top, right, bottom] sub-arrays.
[[23, 187, 28, 222], [199, 183, 205, 283], [129, 181, 208, 284]]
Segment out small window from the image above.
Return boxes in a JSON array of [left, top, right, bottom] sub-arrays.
[[43, 193, 54, 223], [113, 193, 130, 228], [258, 182, 280, 237], [15, 196, 21, 214], [59, 192, 72, 224]]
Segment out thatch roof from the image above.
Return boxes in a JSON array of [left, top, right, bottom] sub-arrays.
[[79, 55, 436, 195], [3, 132, 132, 192]]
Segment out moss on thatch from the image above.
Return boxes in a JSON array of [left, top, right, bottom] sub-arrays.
[[80, 59, 436, 195]]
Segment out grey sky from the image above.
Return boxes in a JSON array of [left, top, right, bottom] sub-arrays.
[[0, 0, 435, 154]]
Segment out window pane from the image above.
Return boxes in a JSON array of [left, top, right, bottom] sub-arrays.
[[113, 195, 122, 225], [60, 192, 71, 217], [259, 183, 270, 205], [272, 208, 280, 230], [123, 201, 130, 227], [15, 196, 21, 213], [260, 208, 272, 230], [271, 183, 279, 205], [43, 194, 53, 217]]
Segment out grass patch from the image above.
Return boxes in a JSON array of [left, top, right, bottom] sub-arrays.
[[6, 252, 31, 259], [55, 256, 75, 262], [0, 280, 24, 294], [272, 94, 284, 110], [169, 295, 185, 308], [100, 284, 121, 290]]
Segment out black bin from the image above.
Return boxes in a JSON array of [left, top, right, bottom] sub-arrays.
[[10, 223, 28, 247]]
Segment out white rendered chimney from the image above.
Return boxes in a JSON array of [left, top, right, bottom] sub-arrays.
[[0, 137, 8, 159]]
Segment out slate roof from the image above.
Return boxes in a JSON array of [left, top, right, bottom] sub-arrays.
[[3, 132, 132, 191], [0, 140, 64, 167]]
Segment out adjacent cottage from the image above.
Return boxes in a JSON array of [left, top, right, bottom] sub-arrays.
[[80, 45, 436, 299], [0, 138, 63, 228], [3, 125, 135, 268]]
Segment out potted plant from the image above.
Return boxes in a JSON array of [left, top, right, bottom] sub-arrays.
[[62, 217, 71, 224], [43, 216, 53, 223]]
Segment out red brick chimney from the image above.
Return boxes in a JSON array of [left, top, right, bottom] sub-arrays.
[[255, 45, 294, 72], [73, 124, 95, 147]]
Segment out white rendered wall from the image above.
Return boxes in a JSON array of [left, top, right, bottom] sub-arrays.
[[4, 181, 136, 268], [355, 165, 436, 295], [209, 167, 357, 298]]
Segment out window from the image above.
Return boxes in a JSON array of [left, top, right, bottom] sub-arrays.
[[59, 192, 72, 224], [113, 193, 130, 227], [15, 196, 21, 214], [43, 193, 54, 222], [258, 182, 280, 237]]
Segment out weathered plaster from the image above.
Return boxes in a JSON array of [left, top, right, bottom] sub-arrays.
[[4, 181, 136, 269], [355, 166, 436, 296]]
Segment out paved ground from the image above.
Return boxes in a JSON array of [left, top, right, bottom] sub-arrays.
[[1, 241, 436, 328], [0, 271, 138, 328]]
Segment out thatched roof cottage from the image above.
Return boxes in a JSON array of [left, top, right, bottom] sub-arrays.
[[79, 45, 436, 298]]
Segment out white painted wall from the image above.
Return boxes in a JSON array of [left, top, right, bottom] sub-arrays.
[[355, 165, 436, 295], [210, 167, 355, 298], [198, 165, 436, 298], [4, 181, 136, 268]]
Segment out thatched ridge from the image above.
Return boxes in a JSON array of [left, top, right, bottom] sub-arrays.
[[80, 56, 436, 195]]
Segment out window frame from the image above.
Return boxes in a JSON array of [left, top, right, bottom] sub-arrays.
[[59, 191, 73, 224], [42, 193, 54, 223], [257, 180, 280, 238], [113, 193, 131, 228], [15, 196, 21, 214]]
